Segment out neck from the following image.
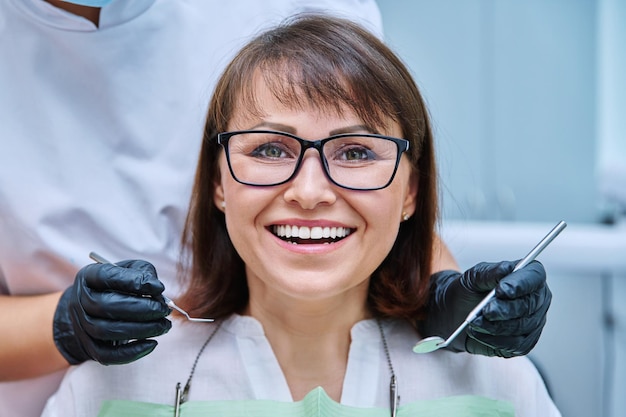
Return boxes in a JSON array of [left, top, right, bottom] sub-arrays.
[[244, 288, 372, 401]]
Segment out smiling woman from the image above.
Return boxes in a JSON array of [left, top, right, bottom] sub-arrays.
[[181, 12, 432, 325], [41, 13, 560, 417]]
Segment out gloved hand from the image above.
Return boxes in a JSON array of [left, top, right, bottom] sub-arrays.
[[53, 260, 172, 365], [419, 260, 551, 357]]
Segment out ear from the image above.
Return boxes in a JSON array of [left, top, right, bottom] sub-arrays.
[[213, 179, 226, 212], [402, 174, 418, 219]]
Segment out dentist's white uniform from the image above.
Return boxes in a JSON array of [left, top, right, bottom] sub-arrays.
[[0, 1, 382, 415]]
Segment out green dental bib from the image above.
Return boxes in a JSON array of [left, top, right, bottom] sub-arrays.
[[97, 387, 514, 417]]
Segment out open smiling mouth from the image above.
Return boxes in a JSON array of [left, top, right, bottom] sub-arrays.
[[271, 225, 354, 245]]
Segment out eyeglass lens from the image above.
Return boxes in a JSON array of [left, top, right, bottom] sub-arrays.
[[224, 131, 402, 190]]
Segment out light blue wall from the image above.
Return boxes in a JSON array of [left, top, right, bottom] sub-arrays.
[[377, 2, 625, 417], [377, 0, 600, 223], [597, 0, 626, 213]]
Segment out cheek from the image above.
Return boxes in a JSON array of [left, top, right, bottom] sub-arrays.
[[368, 198, 402, 236], [361, 170, 414, 240], [218, 156, 256, 210], [353, 190, 403, 236], [221, 174, 273, 239], [221, 182, 258, 261]]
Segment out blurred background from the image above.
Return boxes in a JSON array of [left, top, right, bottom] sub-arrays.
[[376, 0, 625, 416]]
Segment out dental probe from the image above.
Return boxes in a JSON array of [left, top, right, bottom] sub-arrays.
[[89, 252, 214, 323]]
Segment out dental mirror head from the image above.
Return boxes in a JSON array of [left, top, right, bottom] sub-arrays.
[[412, 336, 447, 354], [413, 220, 567, 354]]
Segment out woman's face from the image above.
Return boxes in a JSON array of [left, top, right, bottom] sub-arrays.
[[213, 77, 417, 311]]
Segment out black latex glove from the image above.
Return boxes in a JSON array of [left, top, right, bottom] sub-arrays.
[[419, 260, 551, 357], [53, 260, 172, 365]]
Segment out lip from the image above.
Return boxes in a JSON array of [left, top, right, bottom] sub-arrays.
[[267, 219, 355, 254]]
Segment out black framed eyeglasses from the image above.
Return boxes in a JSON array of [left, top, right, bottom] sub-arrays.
[[216, 130, 410, 191]]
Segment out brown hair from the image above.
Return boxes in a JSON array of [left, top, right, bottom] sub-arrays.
[[177, 13, 438, 327]]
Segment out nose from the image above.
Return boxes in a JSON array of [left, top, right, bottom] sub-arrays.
[[283, 149, 337, 209]]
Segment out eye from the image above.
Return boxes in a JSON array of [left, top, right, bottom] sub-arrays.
[[251, 143, 291, 159], [330, 143, 377, 163], [339, 146, 375, 161], [246, 134, 300, 160]]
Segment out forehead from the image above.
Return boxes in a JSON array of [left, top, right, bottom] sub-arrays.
[[227, 68, 397, 134]]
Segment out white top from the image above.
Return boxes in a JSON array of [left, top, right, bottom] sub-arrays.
[[41, 315, 561, 417], [0, 1, 382, 416]]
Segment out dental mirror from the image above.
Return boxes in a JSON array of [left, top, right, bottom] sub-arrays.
[[413, 220, 567, 354], [89, 252, 214, 323]]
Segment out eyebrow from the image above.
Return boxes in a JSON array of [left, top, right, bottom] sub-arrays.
[[248, 122, 377, 136]]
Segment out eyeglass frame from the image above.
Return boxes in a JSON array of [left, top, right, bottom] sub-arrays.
[[215, 130, 411, 191]]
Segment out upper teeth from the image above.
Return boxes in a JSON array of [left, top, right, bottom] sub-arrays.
[[272, 225, 352, 240]]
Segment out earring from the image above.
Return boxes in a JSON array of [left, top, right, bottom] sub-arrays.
[[402, 212, 410, 221], [221, 201, 226, 209]]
